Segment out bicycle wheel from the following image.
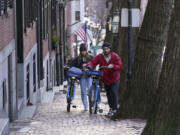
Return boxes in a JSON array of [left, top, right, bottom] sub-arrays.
[[67, 85, 73, 112], [89, 84, 97, 114]]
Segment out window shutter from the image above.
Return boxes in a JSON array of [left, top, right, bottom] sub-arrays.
[[1, 0, 5, 14], [4, 0, 7, 14], [24, 0, 27, 32], [0, 0, 2, 16]]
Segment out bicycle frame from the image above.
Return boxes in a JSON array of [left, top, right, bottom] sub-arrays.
[[66, 72, 81, 112], [88, 70, 103, 114]]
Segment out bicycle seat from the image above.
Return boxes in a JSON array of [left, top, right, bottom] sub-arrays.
[[87, 70, 103, 76]]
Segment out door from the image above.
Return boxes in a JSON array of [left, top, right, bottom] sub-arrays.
[[46, 61, 49, 90], [8, 54, 13, 121], [26, 64, 30, 105]]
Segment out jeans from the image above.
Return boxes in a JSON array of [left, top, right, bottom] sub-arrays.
[[104, 80, 120, 110], [80, 72, 92, 109]]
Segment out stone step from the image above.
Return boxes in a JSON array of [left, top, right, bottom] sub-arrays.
[[41, 91, 55, 103], [18, 105, 37, 120], [0, 118, 9, 135]]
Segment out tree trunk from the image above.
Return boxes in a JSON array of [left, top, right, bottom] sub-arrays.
[[142, 0, 180, 134], [114, 0, 174, 119], [113, 0, 140, 105]]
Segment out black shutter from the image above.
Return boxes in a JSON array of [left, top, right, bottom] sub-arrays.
[[30, 0, 33, 25], [45, 0, 47, 38], [24, 0, 27, 32], [27, 0, 30, 27], [0, 0, 5, 15], [9, 0, 13, 8], [0, 0, 2, 16], [4, 0, 7, 14], [43, 0, 45, 39]]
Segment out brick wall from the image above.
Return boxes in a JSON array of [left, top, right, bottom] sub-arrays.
[[0, 14, 15, 51], [23, 22, 37, 58]]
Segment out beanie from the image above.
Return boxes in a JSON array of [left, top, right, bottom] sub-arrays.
[[102, 42, 111, 49], [79, 44, 87, 52]]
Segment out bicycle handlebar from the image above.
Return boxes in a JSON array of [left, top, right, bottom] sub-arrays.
[[99, 66, 108, 69]]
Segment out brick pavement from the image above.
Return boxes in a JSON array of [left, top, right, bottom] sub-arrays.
[[9, 85, 146, 135]]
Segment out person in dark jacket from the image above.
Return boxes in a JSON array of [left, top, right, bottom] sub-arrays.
[[70, 43, 93, 111], [85, 42, 123, 116]]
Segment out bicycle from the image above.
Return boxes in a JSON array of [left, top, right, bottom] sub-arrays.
[[66, 67, 82, 112], [87, 66, 107, 114]]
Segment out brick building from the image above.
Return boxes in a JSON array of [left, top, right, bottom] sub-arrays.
[[0, 0, 16, 134], [65, 0, 85, 58], [0, 0, 66, 134]]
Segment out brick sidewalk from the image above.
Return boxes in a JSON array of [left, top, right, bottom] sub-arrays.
[[9, 85, 146, 135]]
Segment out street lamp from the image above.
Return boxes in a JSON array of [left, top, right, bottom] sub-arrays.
[[107, 17, 112, 32]]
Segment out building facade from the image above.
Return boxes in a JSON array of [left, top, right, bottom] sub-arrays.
[[0, 0, 66, 134], [0, 0, 16, 134], [65, 0, 85, 58]]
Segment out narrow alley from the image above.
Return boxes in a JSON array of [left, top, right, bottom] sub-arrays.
[[9, 84, 145, 135]]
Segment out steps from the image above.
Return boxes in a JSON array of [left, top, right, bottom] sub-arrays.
[[0, 118, 9, 135]]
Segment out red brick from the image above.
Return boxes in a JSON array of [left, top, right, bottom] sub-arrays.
[[0, 14, 15, 51]]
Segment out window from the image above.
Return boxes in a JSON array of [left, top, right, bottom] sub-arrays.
[[24, 0, 38, 32], [75, 11, 80, 21], [2, 80, 7, 109], [0, 0, 13, 16], [42, 0, 49, 39]]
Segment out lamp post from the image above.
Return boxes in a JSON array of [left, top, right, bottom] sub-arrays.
[[128, 0, 133, 79], [108, 17, 112, 32], [112, 9, 120, 34]]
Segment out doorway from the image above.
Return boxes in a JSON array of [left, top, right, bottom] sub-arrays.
[[8, 54, 13, 121], [26, 64, 30, 105]]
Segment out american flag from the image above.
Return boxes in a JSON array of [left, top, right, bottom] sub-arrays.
[[76, 24, 88, 47]]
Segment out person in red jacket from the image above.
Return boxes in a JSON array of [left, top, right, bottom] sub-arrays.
[[85, 42, 123, 116]]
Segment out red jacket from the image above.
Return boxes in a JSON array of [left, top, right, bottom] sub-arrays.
[[87, 52, 123, 84]]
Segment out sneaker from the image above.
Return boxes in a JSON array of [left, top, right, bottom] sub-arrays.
[[107, 108, 113, 115], [84, 108, 88, 111], [107, 109, 117, 116], [107, 111, 114, 116], [112, 109, 117, 113]]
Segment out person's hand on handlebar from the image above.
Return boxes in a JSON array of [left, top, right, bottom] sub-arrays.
[[82, 64, 92, 71], [107, 64, 114, 69], [64, 65, 70, 69], [82, 63, 87, 67]]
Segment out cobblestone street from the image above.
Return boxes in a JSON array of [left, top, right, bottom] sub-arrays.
[[9, 85, 146, 135]]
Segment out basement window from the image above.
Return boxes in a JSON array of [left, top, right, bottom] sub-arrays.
[[2, 80, 7, 109]]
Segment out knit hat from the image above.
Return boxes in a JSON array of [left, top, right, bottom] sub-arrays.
[[102, 42, 111, 49], [79, 44, 87, 52]]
